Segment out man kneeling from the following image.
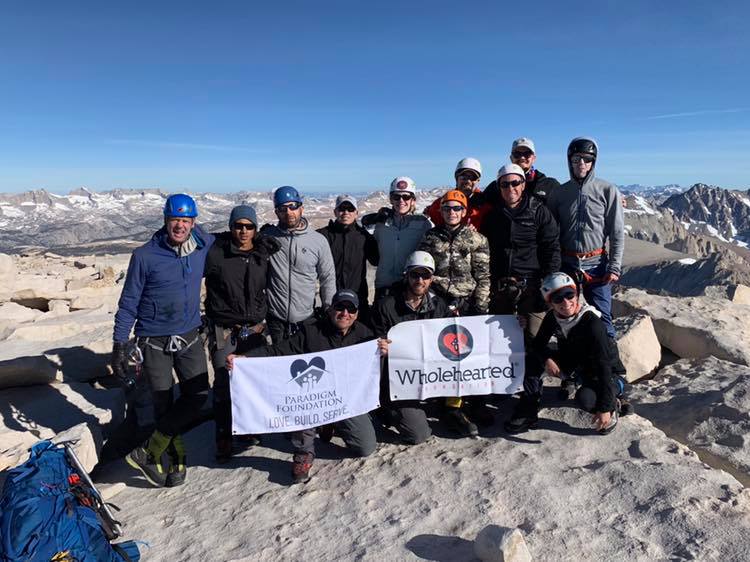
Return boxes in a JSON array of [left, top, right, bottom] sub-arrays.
[[226, 289, 377, 484], [506, 272, 632, 435]]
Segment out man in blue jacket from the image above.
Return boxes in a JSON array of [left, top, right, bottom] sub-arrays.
[[111, 194, 215, 488]]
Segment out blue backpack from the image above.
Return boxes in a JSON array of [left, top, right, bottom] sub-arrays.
[[0, 440, 140, 562]]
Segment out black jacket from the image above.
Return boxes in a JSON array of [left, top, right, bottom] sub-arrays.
[[483, 169, 560, 205], [248, 317, 374, 357], [370, 283, 450, 338], [480, 193, 561, 284], [317, 220, 379, 303], [204, 233, 280, 327], [530, 309, 618, 413]]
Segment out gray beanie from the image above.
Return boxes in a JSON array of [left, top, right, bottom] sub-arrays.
[[228, 205, 258, 229]]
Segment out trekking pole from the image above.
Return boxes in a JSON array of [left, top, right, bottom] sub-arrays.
[[63, 443, 123, 539]]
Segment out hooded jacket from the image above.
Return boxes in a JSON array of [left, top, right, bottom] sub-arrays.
[[204, 232, 280, 327], [260, 218, 336, 323], [317, 219, 379, 304], [113, 224, 215, 342], [417, 223, 491, 313], [362, 209, 432, 289], [479, 193, 561, 285], [546, 138, 625, 275]]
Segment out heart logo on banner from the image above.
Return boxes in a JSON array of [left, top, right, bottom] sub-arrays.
[[437, 324, 475, 362], [289, 356, 327, 389], [442, 332, 470, 356]]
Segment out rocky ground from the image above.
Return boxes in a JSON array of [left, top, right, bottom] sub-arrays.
[[2, 249, 750, 561]]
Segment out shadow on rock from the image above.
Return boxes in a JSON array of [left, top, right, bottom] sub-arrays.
[[406, 534, 477, 561]]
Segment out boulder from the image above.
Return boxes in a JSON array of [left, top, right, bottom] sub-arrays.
[[474, 526, 532, 562], [10, 275, 67, 310], [47, 299, 71, 315], [67, 286, 122, 312], [0, 354, 58, 389], [613, 288, 750, 366], [6, 306, 113, 341], [628, 357, 750, 485], [0, 253, 16, 292], [730, 284, 750, 305], [0, 301, 43, 324], [52, 422, 102, 473], [614, 314, 661, 382]]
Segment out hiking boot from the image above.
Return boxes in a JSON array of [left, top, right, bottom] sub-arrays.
[[558, 377, 577, 401], [215, 437, 233, 464], [165, 436, 186, 488], [504, 414, 539, 435], [618, 399, 634, 417], [598, 410, 619, 435], [126, 446, 168, 487], [317, 425, 334, 443], [443, 408, 479, 437], [292, 452, 314, 484], [235, 434, 261, 449]]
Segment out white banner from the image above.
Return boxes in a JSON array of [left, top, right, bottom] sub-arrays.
[[230, 340, 381, 434], [388, 315, 525, 400]]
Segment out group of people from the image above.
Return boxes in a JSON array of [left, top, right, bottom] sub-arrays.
[[109, 135, 631, 486]]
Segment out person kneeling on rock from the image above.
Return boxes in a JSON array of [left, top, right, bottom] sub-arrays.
[[505, 272, 633, 435], [226, 289, 379, 484]]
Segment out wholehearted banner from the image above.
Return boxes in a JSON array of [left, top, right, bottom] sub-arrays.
[[230, 340, 381, 434], [387, 315, 525, 400]]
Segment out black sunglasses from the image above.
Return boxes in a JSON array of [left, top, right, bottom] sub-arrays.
[[337, 204, 357, 213], [232, 223, 256, 231], [390, 193, 414, 201], [333, 303, 358, 314], [441, 205, 465, 213], [551, 290, 577, 304], [457, 172, 480, 181], [499, 179, 525, 189], [570, 155, 595, 164], [276, 202, 302, 212], [512, 150, 533, 159], [408, 270, 433, 281]]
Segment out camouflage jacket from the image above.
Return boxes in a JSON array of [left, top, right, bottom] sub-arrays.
[[418, 224, 491, 313]]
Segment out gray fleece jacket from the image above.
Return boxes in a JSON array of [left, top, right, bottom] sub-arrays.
[[261, 218, 336, 322], [546, 138, 625, 275]]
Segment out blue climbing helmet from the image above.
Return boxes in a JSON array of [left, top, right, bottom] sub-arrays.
[[273, 186, 303, 207], [163, 194, 198, 218]]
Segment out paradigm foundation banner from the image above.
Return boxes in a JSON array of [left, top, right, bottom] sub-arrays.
[[230, 340, 381, 434], [387, 315, 525, 400]]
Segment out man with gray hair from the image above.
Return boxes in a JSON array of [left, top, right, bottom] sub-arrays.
[[318, 194, 379, 324]]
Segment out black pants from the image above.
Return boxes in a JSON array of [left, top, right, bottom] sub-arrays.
[[138, 328, 209, 437], [379, 359, 432, 445], [292, 414, 377, 458], [209, 326, 266, 440], [266, 315, 311, 345]]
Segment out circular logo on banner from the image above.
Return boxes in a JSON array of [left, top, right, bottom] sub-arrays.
[[437, 324, 474, 361]]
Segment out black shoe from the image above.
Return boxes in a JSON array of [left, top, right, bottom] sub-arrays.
[[292, 452, 313, 484], [165, 436, 186, 488], [618, 399, 634, 417], [504, 415, 539, 435], [444, 409, 479, 437], [126, 446, 168, 487], [235, 434, 261, 450]]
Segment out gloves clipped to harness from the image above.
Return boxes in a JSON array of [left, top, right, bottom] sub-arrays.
[[110, 341, 135, 391]]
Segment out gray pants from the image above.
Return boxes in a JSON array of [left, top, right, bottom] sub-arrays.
[[137, 328, 209, 437], [292, 413, 377, 458]]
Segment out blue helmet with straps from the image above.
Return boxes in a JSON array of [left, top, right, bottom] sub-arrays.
[[273, 186, 303, 207], [163, 194, 198, 218]]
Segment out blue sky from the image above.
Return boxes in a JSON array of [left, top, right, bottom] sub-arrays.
[[1, 1, 748, 193]]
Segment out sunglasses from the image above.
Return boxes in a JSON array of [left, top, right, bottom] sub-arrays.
[[390, 193, 414, 201], [512, 150, 533, 159], [337, 204, 356, 213], [333, 303, 358, 314], [551, 290, 577, 304], [499, 179, 525, 189], [441, 205, 465, 213], [276, 202, 302, 212], [408, 270, 433, 281], [570, 155, 595, 164], [232, 223, 256, 231], [457, 172, 480, 182]]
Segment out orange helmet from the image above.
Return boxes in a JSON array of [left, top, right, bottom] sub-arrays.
[[440, 190, 468, 208]]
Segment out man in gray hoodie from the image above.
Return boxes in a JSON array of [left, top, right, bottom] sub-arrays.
[[260, 186, 337, 343], [546, 137, 624, 342]]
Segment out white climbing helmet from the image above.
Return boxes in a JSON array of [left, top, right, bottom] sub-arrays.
[[390, 176, 417, 195], [404, 251, 435, 273], [455, 157, 482, 178], [540, 272, 577, 302]]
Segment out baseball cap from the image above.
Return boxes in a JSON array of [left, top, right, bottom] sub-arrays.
[[335, 194, 358, 210], [511, 138, 536, 154], [331, 289, 359, 309]]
